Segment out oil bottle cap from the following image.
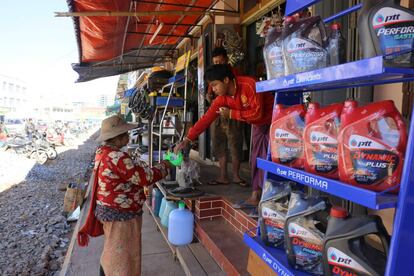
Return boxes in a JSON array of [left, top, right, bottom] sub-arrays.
[[331, 23, 341, 30], [178, 201, 186, 209], [285, 16, 296, 24], [330, 206, 348, 218]]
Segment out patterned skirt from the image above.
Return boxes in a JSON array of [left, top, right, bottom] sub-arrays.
[[100, 216, 142, 276]]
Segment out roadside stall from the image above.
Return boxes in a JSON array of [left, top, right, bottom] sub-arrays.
[[60, 0, 414, 275]]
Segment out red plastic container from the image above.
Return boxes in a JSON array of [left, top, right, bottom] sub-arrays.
[[270, 104, 306, 169], [338, 100, 407, 193], [304, 103, 343, 179]]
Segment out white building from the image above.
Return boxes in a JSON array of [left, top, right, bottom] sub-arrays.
[[97, 94, 109, 107], [0, 75, 29, 114]]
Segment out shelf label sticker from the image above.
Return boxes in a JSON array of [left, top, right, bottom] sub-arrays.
[[275, 167, 329, 190], [261, 252, 294, 276]]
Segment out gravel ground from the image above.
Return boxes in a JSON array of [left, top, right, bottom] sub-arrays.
[[0, 130, 99, 275]]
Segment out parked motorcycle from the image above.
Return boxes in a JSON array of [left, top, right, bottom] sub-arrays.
[[33, 132, 58, 160], [4, 136, 49, 164], [46, 128, 65, 146]]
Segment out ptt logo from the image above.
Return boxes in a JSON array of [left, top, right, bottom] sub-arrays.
[[375, 13, 401, 23], [330, 253, 352, 265], [312, 135, 328, 142], [350, 139, 372, 148], [375, 15, 385, 23], [276, 132, 289, 138], [296, 43, 305, 49], [290, 227, 296, 234]]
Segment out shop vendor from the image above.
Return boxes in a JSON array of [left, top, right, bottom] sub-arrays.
[[175, 64, 274, 211]]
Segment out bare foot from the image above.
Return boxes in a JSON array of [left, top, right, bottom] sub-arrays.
[[243, 198, 260, 206]]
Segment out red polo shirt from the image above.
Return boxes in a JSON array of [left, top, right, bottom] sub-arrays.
[[187, 75, 274, 141]]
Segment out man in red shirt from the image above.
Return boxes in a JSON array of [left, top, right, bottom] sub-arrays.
[[176, 64, 274, 208]]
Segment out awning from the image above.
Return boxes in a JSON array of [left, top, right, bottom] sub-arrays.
[[63, 0, 238, 82]]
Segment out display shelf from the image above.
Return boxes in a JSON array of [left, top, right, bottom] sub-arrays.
[[256, 56, 414, 93], [145, 201, 176, 255], [155, 97, 184, 107], [257, 158, 398, 210], [243, 230, 309, 276]]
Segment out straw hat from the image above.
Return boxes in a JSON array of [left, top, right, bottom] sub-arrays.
[[96, 115, 137, 142]]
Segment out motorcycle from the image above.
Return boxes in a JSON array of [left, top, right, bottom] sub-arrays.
[[4, 136, 49, 164], [46, 128, 65, 146], [33, 132, 58, 160]]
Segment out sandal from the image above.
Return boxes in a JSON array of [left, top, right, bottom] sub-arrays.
[[233, 179, 248, 187], [232, 200, 257, 209], [207, 180, 230, 186]]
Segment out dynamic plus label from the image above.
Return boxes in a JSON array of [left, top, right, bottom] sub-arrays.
[[348, 135, 399, 185], [273, 128, 303, 165], [288, 222, 324, 274], [262, 206, 286, 246], [310, 130, 338, 173]]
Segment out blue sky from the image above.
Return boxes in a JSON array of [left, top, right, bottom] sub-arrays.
[[0, 0, 118, 104]]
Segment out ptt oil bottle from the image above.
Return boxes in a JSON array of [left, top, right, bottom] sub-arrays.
[[338, 100, 407, 193], [270, 104, 306, 169], [304, 103, 343, 179], [285, 192, 328, 275], [264, 26, 285, 79], [259, 180, 292, 248], [358, 0, 414, 67], [327, 23, 347, 65], [323, 206, 390, 276], [283, 15, 329, 74]]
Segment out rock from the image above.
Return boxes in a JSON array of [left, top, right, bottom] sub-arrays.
[[49, 261, 60, 271], [0, 133, 98, 275]]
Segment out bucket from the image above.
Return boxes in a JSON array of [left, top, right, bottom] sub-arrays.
[[151, 188, 163, 216]]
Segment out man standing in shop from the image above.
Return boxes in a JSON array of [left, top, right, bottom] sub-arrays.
[[207, 47, 246, 187], [175, 64, 274, 210]]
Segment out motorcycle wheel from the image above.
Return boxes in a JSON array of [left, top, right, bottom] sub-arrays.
[[30, 150, 49, 165], [46, 147, 58, 160]]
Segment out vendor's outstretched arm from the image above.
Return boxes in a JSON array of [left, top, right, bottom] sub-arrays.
[[186, 97, 224, 141]]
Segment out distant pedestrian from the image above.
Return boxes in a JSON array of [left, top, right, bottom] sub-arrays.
[[25, 118, 35, 139], [0, 121, 7, 142], [77, 115, 172, 276]]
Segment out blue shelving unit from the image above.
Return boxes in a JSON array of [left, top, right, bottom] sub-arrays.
[[257, 158, 398, 210], [243, 1, 414, 275], [244, 230, 309, 276], [256, 56, 414, 94]]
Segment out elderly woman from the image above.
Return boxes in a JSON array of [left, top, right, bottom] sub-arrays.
[[78, 115, 171, 276]]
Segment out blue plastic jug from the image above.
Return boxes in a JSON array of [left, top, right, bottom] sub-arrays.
[[161, 201, 177, 227], [168, 201, 194, 246], [151, 188, 163, 217], [159, 197, 167, 219]]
